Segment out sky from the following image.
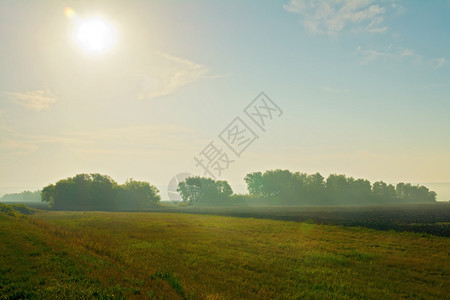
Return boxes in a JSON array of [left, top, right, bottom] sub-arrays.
[[1, 0, 449, 201]]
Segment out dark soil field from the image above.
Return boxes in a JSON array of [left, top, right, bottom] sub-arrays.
[[168, 203, 450, 237]]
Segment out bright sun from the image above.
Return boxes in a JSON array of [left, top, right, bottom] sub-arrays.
[[74, 17, 116, 53]]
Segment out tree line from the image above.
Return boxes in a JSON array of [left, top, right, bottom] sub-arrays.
[[33, 170, 437, 210], [1, 190, 41, 202], [177, 170, 436, 205], [41, 173, 160, 210]]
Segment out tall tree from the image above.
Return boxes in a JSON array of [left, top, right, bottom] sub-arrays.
[[244, 172, 264, 196]]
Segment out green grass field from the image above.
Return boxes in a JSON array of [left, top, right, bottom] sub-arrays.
[[1, 210, 449, 299]]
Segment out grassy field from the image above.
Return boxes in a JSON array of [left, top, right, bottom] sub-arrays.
[[0, 210, 449, 299]]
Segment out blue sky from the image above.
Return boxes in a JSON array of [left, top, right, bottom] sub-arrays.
[[1, 0, 449, 200]]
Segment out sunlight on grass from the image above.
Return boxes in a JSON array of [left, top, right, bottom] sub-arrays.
[[0, 211, 448, 298]]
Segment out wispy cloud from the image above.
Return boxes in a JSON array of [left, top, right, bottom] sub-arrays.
[[433, 58, 447, 69], [356, 46, 448, 69], [284, 0, 389, 35], [356, 45, 423, 65], [2, 89, 57, 111], [138, 52, 208, 100]]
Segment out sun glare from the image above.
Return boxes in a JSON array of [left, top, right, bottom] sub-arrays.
[[74, 17, 116, 53]]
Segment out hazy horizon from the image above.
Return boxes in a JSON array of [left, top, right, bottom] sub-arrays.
[[2, 180, 450, 203]]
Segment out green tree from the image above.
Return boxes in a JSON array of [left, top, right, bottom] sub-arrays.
[[177, 176, 233, 205], [90, 173, 119, 210], [215, 180, 233, 200], [120, 179, 161, 209], [262, 169, 296, 203], [325, 174, 349, 204], [244, 172, 264, 196], [395, 183, 436, 203], [41, 174, 160, 210], [350, 178, 372, 204], [177, 177, 203, 205], [41, 184, 55, 207], [243, 170, 438, 205], [372, 181, 396, 203], [304, 172, 326, 203]]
